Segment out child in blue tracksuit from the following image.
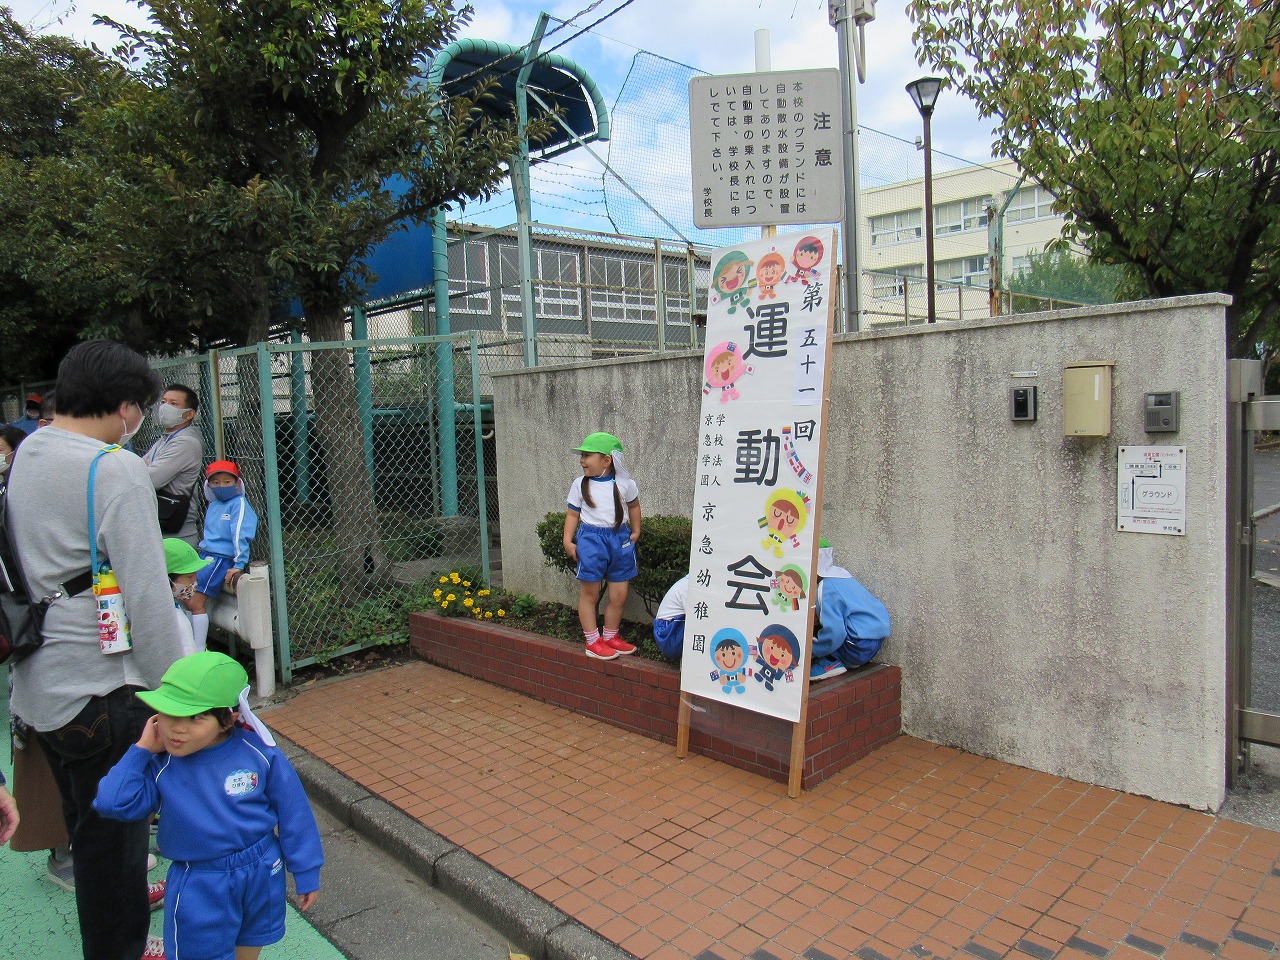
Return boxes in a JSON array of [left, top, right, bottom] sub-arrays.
[[809, 539, 891, 681], [187, 459, 259, 651], [94, 651, 322, 960]]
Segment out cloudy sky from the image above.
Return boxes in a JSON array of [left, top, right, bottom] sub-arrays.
[[10, 0, 1000, 236]]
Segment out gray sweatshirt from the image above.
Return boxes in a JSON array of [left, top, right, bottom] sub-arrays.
[[142, 426, 204, 545], [8, 426, 184, 731]]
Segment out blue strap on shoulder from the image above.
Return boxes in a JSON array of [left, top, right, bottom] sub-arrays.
[[87, 445, 123, 581]]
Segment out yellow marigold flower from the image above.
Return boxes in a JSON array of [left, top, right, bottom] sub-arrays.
[[484, 611, 493, 619], [463, 580, 472, 587], [446, 593, 456, 601], [438, 576, 447, 583], [450, 573, 461, 583], [463, 598, 474, 607], [497, 609, 506, 617], [433, 589, 442, 599], [478, 589, 490, 597]]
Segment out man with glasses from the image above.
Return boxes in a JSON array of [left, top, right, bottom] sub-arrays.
[[7, 340, 184, 960]]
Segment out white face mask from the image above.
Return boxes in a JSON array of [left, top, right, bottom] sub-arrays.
[[157, 403, 190, 430], [119, 406, 146, 445], [0, 456, 8, 475]]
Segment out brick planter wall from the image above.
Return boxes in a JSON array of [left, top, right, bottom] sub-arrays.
[[410, 611, 901, 789]]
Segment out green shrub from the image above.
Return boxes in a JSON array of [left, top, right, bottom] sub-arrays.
[[537, 511, 692, 616]]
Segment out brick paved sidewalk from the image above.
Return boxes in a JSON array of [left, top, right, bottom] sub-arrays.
[[265, 661, 1280, 960]]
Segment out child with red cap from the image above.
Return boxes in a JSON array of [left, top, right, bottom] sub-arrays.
[[187, 460, 259, 650]]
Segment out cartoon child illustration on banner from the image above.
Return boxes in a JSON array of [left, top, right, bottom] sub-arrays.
[[703, 342, 753, 403], [710, 628, 750, 695], [771, 565, 807, 612], [787, 236, 824, 286], [756, 252, 787, 301], [753, 624, 801, 692], [710, 250, 755, 314], [759, 489, 811, 558]]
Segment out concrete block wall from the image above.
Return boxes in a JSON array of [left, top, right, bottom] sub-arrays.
[[492, 295, 1233, 809]]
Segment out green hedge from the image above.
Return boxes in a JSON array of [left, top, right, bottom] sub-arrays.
[[536, 512, 692, 617]]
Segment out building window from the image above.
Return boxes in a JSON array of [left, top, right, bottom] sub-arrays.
[[536, 248, 581, 320], [937, 255, 989, 287], [1006, 185, 1056, 223], [869, 209, 923, 246], [933, 196, 991, 235], [589, 254, 656, 324], [870, 265, 922, 298], [447, 238, 491, 313]]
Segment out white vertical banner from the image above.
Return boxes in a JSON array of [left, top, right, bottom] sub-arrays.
[[679, 228, 837, 723]]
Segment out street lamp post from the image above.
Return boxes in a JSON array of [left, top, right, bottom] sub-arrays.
[[906, 76, 944, 323]]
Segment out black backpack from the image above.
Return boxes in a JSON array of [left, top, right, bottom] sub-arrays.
[[0, 487, 90, 664], [0, 486, 47, 663]]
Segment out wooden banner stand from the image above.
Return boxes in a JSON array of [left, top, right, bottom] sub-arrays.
[[676, 561, 820, 800], [675, 699, 811, 798]]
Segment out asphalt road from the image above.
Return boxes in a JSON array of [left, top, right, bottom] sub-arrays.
[[305, 801, 514, 960]]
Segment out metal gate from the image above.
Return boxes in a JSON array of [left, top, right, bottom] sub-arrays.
[[1228, 359, 1280, 782]]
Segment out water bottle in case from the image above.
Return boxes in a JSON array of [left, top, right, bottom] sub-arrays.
[[95, 568, 132, 654]]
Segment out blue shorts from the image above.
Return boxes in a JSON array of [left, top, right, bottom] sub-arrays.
[[574, 523, 637, 583], [195, 554, 234, 598], [653, 616, 685, 660], [164, 833, 287, 959]]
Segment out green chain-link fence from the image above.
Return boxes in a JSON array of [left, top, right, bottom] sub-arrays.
[[103, 334, 494, 683]]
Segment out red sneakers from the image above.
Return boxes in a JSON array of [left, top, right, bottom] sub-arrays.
[[585, 637, 619, 660], [148, 879, 166, 911], [141, 934, 166, 959], [603, 634, 636, 655]]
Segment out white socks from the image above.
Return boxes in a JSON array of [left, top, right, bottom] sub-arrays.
[[191, 613, 209, 651]]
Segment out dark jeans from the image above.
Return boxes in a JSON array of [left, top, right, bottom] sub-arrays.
[[39, 687, 152, 960]]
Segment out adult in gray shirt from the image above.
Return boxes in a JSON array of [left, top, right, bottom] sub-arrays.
[[8, 340, 183, 960], [142, 382, 204, 547]]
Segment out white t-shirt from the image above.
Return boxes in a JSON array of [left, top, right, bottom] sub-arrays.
[[567, 475, 639, 528], [656, 575, 689, 621]]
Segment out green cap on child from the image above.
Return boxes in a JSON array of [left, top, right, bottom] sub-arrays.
[[137, 651, 247, 717]]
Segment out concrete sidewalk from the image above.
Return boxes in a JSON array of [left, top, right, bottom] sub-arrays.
[[264, 659, 1280, 960]]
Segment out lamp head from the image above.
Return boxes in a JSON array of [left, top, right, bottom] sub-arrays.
[[906, 76, 945, 118]]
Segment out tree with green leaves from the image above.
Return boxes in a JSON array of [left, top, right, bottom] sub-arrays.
[[0, 10, 138, 378], [1009, 248, 1122, 307], [99, 0, 545, 590], [907, 0, 1280, 355]]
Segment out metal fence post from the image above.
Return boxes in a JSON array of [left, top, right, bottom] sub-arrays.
[[289, 331, 313, 502], [210, 349, 226, 458], [352, 306, 377, 493], [654, 239, 667, 351], [257, 342, 291, 685], [469, 331, 492, 585]]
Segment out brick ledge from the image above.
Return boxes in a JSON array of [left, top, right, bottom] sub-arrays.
[[409, 610, 900, 789]]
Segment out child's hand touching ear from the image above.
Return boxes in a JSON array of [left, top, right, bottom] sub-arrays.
[[137, 715, 165, 754]]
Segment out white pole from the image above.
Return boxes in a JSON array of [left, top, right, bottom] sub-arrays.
[[831, 1, 865, 332], [755, 28, 771, 72]]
